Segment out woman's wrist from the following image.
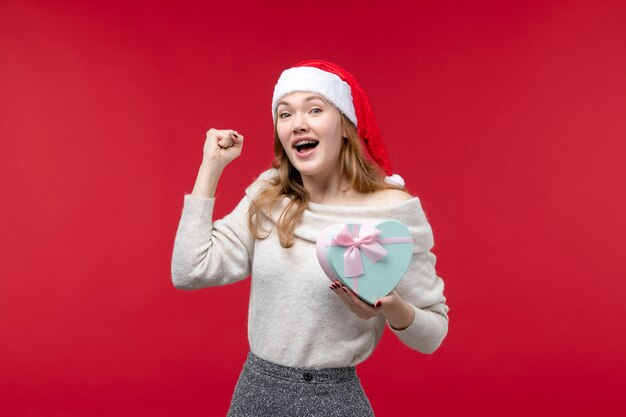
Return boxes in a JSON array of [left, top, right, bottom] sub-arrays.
[[382, 298, 415, 331], [191, 163, 224, 198]]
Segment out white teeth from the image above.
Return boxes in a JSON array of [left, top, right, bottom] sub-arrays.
[[295, 140, 318, 147]]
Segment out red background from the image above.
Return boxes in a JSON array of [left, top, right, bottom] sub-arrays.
[[1, 1, 625, 416]]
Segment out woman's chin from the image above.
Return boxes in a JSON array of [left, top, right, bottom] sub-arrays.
[[295, 164, 340, 180], [286, 151, 340, 179], [288, 158, 316, 176]]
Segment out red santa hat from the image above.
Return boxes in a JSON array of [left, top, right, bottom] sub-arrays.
[[272, 59, 405, 187]]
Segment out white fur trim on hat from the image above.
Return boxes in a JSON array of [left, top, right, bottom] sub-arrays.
[[384, 174, 405, 187], [272, 66, 357, 127]]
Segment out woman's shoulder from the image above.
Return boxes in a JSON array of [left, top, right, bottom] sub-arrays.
[[377, 188, 413, 203], [244, 168, 278, 198], [356, 188, 413, 207], [257, 168, 278, 181]]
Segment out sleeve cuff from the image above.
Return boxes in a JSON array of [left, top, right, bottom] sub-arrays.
[[386, 304, 447, 353], [179, 194, 216, 235], [183, 194, 215, 213]]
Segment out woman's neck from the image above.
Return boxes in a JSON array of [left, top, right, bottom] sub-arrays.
[[301, 171, 355, 205]]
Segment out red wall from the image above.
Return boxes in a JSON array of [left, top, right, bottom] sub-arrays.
[[1, 1, 625, 416]]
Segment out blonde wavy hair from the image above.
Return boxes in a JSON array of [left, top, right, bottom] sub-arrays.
[[247, 113, 406, 248]]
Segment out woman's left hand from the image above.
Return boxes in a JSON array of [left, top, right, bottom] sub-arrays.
[[329, 280, 403, 320]]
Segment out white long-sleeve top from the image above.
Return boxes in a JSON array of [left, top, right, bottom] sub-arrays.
[[171, 169, 449, 369]]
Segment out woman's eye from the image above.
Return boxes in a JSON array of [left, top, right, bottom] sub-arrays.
[[310, 108, 322, 114], [279, 112, 290, 119]]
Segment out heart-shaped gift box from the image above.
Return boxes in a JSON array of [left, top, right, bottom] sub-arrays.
[[315, 221, 414, 305]]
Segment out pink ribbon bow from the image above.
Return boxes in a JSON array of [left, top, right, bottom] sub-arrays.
[[330, 224, 387, 278]]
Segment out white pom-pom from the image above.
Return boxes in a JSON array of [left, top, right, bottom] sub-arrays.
[[384, 173, 405, 187]]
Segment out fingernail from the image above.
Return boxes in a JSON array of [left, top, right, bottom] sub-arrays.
[[341, 287, 348, 293], [375, 301, 382, 308]]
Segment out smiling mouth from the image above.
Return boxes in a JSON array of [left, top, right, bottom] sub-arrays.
[[294, 140, 319, 153]]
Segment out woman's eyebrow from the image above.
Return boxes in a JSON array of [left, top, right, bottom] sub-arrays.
[[277, 96, 326, 107]]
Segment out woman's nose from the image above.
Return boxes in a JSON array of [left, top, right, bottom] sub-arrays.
[[292, 112, 308, 132]]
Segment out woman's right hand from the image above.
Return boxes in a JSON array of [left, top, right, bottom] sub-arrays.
[[201, 128, 244, 170]]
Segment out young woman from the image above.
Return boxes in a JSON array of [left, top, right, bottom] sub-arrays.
[[171, 60, 449, 416]]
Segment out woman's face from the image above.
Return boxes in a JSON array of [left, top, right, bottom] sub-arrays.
[[276, 91, 347, 179]]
